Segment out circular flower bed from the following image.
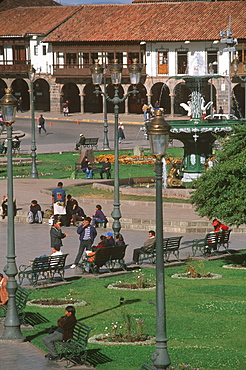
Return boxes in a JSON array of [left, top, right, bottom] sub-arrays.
[[171, 273, 222, 279], [27, 298, 90, 308], [88, 333, 155, 346], [107, 283, 156, 291], [222, 264, 246, 270]]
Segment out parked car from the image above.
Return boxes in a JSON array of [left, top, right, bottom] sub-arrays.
[[204, 114, 238, 120]]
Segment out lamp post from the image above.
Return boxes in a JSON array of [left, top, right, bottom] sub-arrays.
[[102, 64, 110, 150], [0, 88, 24, 341], [29, 65, 38, 179], [90, 59, 142, 235], [146, 110, 171, 370], [209, 63, 214, 118], [232, 58, 246, 119]]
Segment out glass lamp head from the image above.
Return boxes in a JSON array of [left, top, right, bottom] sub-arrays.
[[0, 88, 18, 124], [90, 59, 103, 85], [146, 110, 171, 156]]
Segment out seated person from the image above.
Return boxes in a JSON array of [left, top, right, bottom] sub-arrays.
[[100, 158, 111, 179], [28, 199, 42, 224], [51, 246, 63, 256], [131, 230, 156, 264], [0, 273, 8, 306], [91, 204, 108, 227], [81, 156, 93, 179], [1, 195, 17, 219], [42, 306, 77, 361], [115, 233, 125, 246], [212, 219, 229, 232], [71, 205, 86, 226], [83, 235, 109, 271], [105, 232, 115, 246], [75, 134, 85, 150]]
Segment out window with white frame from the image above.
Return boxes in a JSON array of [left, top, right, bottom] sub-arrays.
[[158, 50, 168, 74]]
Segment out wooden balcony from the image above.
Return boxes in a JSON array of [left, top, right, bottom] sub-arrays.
[[53, 64, 146, 81], [0, 61, 31, 76]]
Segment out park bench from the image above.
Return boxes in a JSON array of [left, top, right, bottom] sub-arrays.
[[217, 229, 232, 252], [139, 242, 156, 265], [76, 137, 99, 150], [163, 236, 183, 262], [0, 286, 30, 323], [80, 245, 128, 275], [55, 321, 92, 367], [74, 162, 102, 179], [192, 232, 219, 256], [18, 254, 69, 286]]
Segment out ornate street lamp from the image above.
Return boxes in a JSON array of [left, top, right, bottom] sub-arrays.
[[146, 110, 171, 369], [0, 88, 24, 341], [28, 65, 38, 178], [209, 63, 214, 118], [91, 58, 142, 235], [103, 64, 110, 150], [232, 58, 246, 119]]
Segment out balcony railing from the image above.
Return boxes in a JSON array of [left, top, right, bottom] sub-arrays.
[[0, 61, 31, 75], [53, 63, 146, 79]]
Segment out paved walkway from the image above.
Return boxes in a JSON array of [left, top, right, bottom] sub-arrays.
[[0, 111, 245, 368]]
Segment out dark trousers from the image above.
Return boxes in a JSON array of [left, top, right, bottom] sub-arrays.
[[133, 247, 145, 263], [100, 169, 110, 179], [74, 239, 93, 265]]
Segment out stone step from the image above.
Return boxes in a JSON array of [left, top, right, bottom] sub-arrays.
[[2, 210, 246, 234]]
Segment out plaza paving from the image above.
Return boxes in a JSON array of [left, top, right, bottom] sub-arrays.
[[0, 112, 245, 368]]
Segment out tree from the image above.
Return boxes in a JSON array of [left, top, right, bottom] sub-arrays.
[[190, 122, 246, 227]]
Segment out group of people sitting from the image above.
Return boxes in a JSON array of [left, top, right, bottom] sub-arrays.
[[81, 155, 111, 180]]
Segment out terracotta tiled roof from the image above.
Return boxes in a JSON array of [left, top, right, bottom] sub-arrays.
[[0, 0, 61, 12], [43, 1, 246, 43], [133, 0, 245, 2], [0, 6, 81, 37]]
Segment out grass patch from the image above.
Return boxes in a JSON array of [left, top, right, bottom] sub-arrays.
[[22, 256, 246, 369], [65, 184, 190, 203]]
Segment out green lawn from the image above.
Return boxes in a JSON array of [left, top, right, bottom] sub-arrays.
[[0, 147, 184, 180], [22, 254, 246, 370]]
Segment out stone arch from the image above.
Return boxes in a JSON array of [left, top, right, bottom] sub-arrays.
[[11, 79, 29, 111], [150, 82, 171, 114], [84, 83, 102, 113], [34, 78, 50, 111], [128, 83, 147, 114], [233, 83, 245, 118], [174, 82, 191, 115], [202, 83, 217, 114], [61, 82, 80, 113], [0, 79, 7, 99]]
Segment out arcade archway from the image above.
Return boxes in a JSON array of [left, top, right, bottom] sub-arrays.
[[84, 83, 103, 113], [11, 79, 29, 111], [233, 83, 245, 118], [150, 82, 171, 114], [128, 83, 147, 114], [34, 79, 50, 111], [62, 83, 80, 113], [106, 84, 125, 114], [174, 83, 191, 115]]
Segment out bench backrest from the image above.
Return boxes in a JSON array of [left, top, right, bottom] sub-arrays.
[[204, 232, 218, 247], [71, 322, 92, 346], [94, 247, 112, 267], [110, 244, 128, 260], [84, 138, 98, 145], [141, 364, 156, 370], [16, 286, 30, 313], [49, 254, 68, 270], [217, 229, 231, 244], [32, 256, 50, 272], [163, 236, 183, 250]]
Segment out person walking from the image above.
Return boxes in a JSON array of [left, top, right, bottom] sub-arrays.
[[38, 114, 47, 134], [118, 122, 125, 144], [70, 217, 97, 269]]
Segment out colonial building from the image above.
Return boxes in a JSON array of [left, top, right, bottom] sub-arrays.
[[0, 1, 245, 116]]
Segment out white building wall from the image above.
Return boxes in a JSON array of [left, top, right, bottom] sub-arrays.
[[30, 37, 53, 74]]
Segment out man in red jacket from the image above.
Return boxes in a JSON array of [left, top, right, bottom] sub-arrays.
[[212, 219, 229, 232], [42, 305, 77, 361]]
